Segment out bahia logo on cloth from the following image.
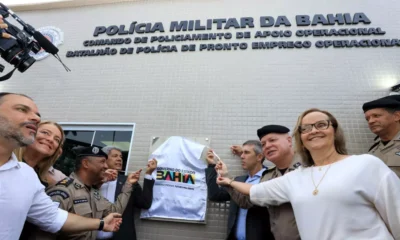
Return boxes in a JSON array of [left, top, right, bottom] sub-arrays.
[[141, 136, 208, 222], [156, 167, 196, 184], [30, 26, 64, 61]]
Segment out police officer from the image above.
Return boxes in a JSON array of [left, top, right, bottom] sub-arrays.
[[363, 96, 400, 178], [36, 146, 141, 240], [222, 125, 302, 240]]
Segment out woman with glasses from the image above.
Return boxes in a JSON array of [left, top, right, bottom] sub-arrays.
[[217, 108, 400, 240]]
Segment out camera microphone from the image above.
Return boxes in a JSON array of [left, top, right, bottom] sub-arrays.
[[32, 31, 59, 55], [0, 3, 59, 55], [30, 26, 69, 71], [31, 29, 70, 72]]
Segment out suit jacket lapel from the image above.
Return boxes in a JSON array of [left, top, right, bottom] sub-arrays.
[[114, 175, 126, 202], [236, 175, 248, 182]]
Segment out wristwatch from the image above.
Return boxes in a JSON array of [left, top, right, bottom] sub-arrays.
[[229, 179, 234, 186], [98, 218, 104, 230]]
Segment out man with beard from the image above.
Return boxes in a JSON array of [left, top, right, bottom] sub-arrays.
[[0, 93, 122, 239]]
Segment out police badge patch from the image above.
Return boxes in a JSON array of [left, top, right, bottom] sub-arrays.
[[92, 147, 99, 154], [94, 190, 101, 200]]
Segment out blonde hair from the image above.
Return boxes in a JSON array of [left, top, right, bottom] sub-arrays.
[[15, 121, 65, 183], [293, 108, 347, 167]]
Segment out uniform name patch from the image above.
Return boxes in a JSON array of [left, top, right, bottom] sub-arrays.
[[73, 199, 89, 205], [48, 190, 70, 199], [395, 152, 400, 156]]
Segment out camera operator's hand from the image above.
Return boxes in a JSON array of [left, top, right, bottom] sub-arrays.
[[0, 16, 10, 38]]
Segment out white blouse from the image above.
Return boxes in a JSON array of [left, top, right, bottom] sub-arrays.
[[250, 154, 400, 240]]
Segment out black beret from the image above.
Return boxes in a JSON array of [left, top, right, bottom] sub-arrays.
[[362, 96, 400, 113], [73, 146, 108, 158], [385, 94, 400, 102], [257, 125, 290, 140]]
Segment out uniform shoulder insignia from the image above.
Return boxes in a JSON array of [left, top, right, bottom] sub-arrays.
[[368, 141, 380, 152], [93, 189, 101, 200], [261, 166, 276, 179], [267, 166, 276, 171], [293, 162, 302, 168], [56, 177, 74, 187], [48, 189, 70, 199]]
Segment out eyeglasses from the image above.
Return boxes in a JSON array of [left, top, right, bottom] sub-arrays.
[[298, 120, 331, 134]]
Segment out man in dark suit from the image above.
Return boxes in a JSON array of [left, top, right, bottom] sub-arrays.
[[206, 140, 274, 240], [97, 146, 157, 240]]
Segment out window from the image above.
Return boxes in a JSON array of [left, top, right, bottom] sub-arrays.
[[54, 123, 135, 176]]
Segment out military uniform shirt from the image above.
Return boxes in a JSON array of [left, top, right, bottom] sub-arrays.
[[44, 172, 133, 240], [48, 166, 67, 184], [369, 130, 400, 178]]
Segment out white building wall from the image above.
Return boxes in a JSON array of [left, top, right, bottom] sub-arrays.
[[2, 0, 400, 239]]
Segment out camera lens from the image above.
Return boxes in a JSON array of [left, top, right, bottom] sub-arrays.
[[17, 56, 35, 72], [4, 46, 36, 72]]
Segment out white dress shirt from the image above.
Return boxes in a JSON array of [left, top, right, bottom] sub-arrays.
[[97, 174, 153, 239], [250, 154, 400, 240], [100, 179, 118, 204], [0, 153, 68, 239]]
